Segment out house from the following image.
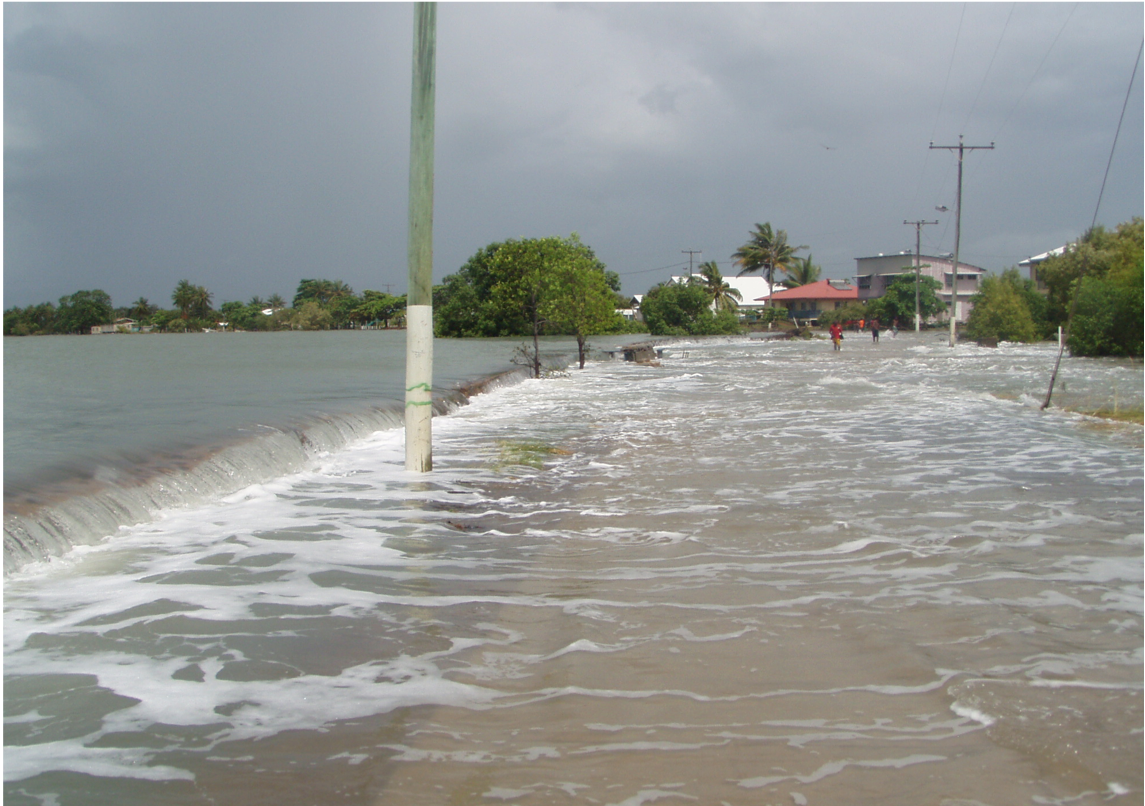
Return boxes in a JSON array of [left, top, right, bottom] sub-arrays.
[[854, 252, 985, 323], [765, 279, 858, 325], [668, 273, 782, 318], [1018, 245, 1069, 292], [91, 318, 139, 334]]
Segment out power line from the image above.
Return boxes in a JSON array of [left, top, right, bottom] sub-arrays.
[[1042, 37, 1144, 411], [961, 3, 1015, 133], [929, 3, 967, 146], [1091, 38, 1143, 230], [905, 4, 966, 224], [993, 3, 1077, 143], [616, 260, 691, 277]]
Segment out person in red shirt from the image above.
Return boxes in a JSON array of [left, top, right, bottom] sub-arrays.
[[829, 321, 843, 351]]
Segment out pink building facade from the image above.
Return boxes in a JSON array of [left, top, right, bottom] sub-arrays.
[[854, 252, 985, 323]]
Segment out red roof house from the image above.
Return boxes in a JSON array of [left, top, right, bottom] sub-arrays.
[[760, 280, 858, 323]]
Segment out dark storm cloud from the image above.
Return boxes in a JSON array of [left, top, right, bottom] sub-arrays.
[[4, 3, 1142, 309]]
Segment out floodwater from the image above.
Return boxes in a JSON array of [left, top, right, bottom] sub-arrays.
[[4, 330, 1142, 805]]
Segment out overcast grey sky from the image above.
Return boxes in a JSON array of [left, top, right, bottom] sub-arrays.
[[5, 2, 1142, 309]]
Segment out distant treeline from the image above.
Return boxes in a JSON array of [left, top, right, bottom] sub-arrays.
[[3, 279, 409, 336], [8, 219, 1140, 359]]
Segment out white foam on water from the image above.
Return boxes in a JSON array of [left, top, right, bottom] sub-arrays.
[[735, 753, 947, 788], [5, 337, 1141, 799], [950, 702, 996, 727], [604, 789, 700, 806]]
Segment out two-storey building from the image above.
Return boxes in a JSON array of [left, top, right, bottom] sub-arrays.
[[854, 252, 985, 323]]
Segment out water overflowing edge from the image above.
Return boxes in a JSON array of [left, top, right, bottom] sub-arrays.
[[3, 367, 532, 577]]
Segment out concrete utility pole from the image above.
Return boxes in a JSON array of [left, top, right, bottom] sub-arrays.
[[929, 135, 993, 347], [405, 2, 436, 472], [682, 250, 702, 277], [903, 219, 938, 332]]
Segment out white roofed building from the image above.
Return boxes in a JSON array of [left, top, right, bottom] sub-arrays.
[[1018, 245, 1070, 292], [669, 273, 782, 317]]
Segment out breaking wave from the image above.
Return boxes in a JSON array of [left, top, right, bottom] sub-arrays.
[[3, 369, 529, 576]]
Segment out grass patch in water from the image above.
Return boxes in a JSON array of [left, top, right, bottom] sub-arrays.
[[494, 439, 570, 470], [1070, 406, 1144, 425]]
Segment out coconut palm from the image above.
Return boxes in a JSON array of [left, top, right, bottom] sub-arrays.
[[328, 280, 354, 301], [267, 294, 286, 311], [172, 280, 196, 319], [128, 297, 156, 320], [293, 279, 351, 307], [189, 285, 213, 319], [783, 254, 821, 288], [698, 261, 742, 312], [732, 222, 806, 300]]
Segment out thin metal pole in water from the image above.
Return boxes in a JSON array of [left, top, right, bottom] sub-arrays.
[[405, 2, 436, 472]]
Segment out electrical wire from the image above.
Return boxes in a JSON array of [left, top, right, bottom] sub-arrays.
[[1091, 38, 1143, 229], [929, 3, 967, 146], [1042, 37, 1143, 410], [993, 3, 1077, 143], [904, 4, 965, 227], [616, 260, 691, 277], [961, 3, 1015, 134]]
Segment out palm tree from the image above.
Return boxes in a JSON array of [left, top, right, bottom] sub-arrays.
[[172, 280, 196, 319], [732, 222, 806, 302], [189, 285, 213, 320], [328, 280, 353, 302], [267, 294, 286, 311], [129, 297, 156, 320], [783, 254, 821, 288], [698, 261, 741, 312]]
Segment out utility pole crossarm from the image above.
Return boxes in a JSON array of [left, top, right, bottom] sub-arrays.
[[928, 135, 994, 347], [682, 250, 702, 277]]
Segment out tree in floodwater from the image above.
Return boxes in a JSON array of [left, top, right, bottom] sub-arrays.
[[436, 234, 629, 374], [486, 236, 584, 377], [56, 289, 114, 334], [357, 291, 407, 329], [964, 269, 1047, 343], [541, 244, 620, 368], [172, 280, 213, 322], [1038, 218, 1143, 358], [4, 302, 57, 335]]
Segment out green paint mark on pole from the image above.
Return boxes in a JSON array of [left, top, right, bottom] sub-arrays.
[[405, 2, 436, 472]]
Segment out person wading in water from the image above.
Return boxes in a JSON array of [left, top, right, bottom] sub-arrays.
[[829, 321, 843, 351]]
